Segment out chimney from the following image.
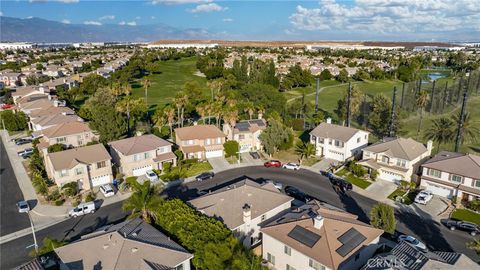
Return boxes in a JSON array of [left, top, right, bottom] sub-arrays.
[[326, 117, 332, 124], [258, 112, 263, 119], [427, 140, 433, 154], [48, 94, 52, 101], [313, 214, 324, 229], [243, 203, 251, 224]]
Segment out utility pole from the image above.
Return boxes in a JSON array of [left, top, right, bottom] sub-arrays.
[[389, 86, 397, 137], [454, 85, 468, 152], [346, 82, 352, 127], [429, 80, 436, 113], [400, 82, 405, 109], [456, 76, 463, 103], [26, 213, 38, 254], [362, 93, 368, 130], [315, 77, 320, 113]]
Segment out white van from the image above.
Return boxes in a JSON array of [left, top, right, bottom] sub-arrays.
[[68, 202, 95, 217]]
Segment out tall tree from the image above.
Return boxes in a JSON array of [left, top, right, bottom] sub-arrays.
[[370, 203, 396, 234], [295, 142, 315, 161], [416, 90, 430, 137], [424, 117, 455, 153], [335, 85, 362, 126], [122, 179, 163, 224], [259, 120, 291, 157], [368, 94, 392, 138], [141, 78, 151, 113], [452, 111, 479, 146]]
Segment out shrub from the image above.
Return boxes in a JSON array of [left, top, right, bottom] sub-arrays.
[[347, 161, 366, 177], [181, 158, 199, 165], [47, 143, 67, 153], [54, 199, 65, 206], [399, 180, 410, 191], [162, 162, 172, 173], [47, 189, 61, 202], [370, 169, 379, 181], [223, 140, 239, 158], [61, 182, 78, 197], [115, 173, 125, 181], [85, 192, 96, 202], [370, 203, 396, 234], [0, 110, 28, 131], [467, 200, 480, 212], [174, 149, 184, 161]]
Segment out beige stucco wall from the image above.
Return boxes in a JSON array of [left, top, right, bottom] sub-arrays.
[[110, 145, 175, 177]]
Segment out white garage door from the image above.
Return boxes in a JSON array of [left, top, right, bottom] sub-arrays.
[[132, 165, 153, 176], [205, 150, 224, 158], [425, 183, 453, 198], [327, 150, 345, 162], [91, 175, 111, 187], [379, 170, 403, 183]]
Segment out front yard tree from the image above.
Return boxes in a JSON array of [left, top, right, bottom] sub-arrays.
[[122, 179, 163, 224], [369, 203, 396, 234], [89, 105, 127, 143], [295, 142, 315, 161], [223, 140, 239, 158], [368, 94, 392, 138], [424, 117, 455, 152], [259, 119, 291, 157], [0, 110, 28, 131]]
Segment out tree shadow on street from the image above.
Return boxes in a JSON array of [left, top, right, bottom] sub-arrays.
[[338, 190, 370, 223]]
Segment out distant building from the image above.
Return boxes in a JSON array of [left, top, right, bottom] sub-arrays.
[[0, 42, 34, 50], [306, 44, 404, 50], [146, 43, 219, 49]]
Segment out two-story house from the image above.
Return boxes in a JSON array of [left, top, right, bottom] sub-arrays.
[[108, 134, 176, 177], [310, 118, 369, 162], [175, 124, 225, 159], [188, 179, 293, 248], [0, 72, 21, 87], [420, 151, 480, 202], [34, 121, 97, 156], [261, 201, 383, 270], [223, 118, 267, 152], [45, 144, 113, 190], [358, 137, 432, 183]]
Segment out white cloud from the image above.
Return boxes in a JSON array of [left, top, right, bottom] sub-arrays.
[[99, 15, 115, 20], [84, 21, 102, 25], [0, 11, 3, 16], [29, 0, 79, 3], [62, 19, 71, 24], [119, 21, 126, 25], [222, 18, 233, 22], [151, 16, 156, 19], [135, 16, 141, 20], [188, 3, 227, 13], [151, 0, 211, 5], [127, 21, 137, 26], [289, 0, 480, 36], [26, 16, 34, 19]]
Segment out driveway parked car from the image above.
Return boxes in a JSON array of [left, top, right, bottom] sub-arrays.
[[282, 162, 300, 170], [99, 184, 115, 198], [15, 138, 32, 145], [329, 176, 353, 191], [264, 160, 282, 168], [18, 148, 34, 159], [398, 235, 426, 251], [196, 172, 215, 181], [441, 219, 480, 236], [284, 186, 313, 203], [145, 170, 159, 182], [249, 152, 260, 159], [414, 190, 433, 205], [16, 200, 30, 213]]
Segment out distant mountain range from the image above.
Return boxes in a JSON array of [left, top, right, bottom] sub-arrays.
[[0, 16, 214, 43]]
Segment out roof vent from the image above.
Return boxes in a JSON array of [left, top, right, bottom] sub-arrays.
[[313, 215, 324, 229], [132, 232, 137, 237], [131, 247, 138, 253], [103, 244, 109, 249]]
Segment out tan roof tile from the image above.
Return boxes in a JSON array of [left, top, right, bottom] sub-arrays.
[[423, 151, 480, 179], [47, 144, 111, 171], [109, 134, 172, 156], [363, 137, 428, 160], [175, 125, 224, 140], [310, 123, 365, 142], [38, 121, 92, 139]]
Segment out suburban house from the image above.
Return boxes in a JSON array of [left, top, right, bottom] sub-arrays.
[[0, 71, 21, 87], [34, 121, 97, 155], [175, 124, 225, 159], [223, 117, 267, 152], [55, 218, 193, 270], [310, 118, 370, 162], [261, 201, 383, 270], [358, 137, 432, 183], [45, 144, 113, 190], [419, 151, 480, 202], [11, 86, 51, 103], [362, 241, 479, 270], [188, 179, 293, 247], [30, 112, 83, 131], [108, 134, 176, 177]]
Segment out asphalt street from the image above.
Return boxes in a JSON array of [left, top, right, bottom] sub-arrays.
[[0, 138, 30, 236], [1, 166, 478, 269]]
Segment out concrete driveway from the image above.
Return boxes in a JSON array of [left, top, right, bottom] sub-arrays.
[[240, 152, 263, 166], [364, 180, 398, 202], [207, 157, 230, 172], [411, 195, 449, 219], [309, 158, 337, 172]]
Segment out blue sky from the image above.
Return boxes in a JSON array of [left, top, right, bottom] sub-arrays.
[[1, 0, 479, 41]]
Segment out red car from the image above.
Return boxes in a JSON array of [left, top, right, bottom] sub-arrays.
[[264, 160, 282, 168]]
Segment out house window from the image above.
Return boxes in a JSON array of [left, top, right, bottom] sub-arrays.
[[239, 134, 245, 140], [381, 155, 389, 163], [133, 154, 142, 161], [427, 168, 441, 178], [60, 169, 69, 177], [216, 137, 222, 144], [205, 139, 211, 145], [77, 135, 83, 140], [357, 137, 361, 143], [56, 137, 66, 143], [474, 180, 480, 188], [267, 253, 275, 265], [309, 259, 325, 270], [286, 265, 296, 270], [175, 264, 184, 270], [284, 245, 291, 256], [158, 147, 166, 153], [450, 174, 463, 183], [185, 140, 194, 145], [396, 159, 407, 168], [144, 152, 151, 159], [328, 139, 332, 145], [364, 135, 367, 139], [75, 168, 83, 175], [96, 161, 106, 169]]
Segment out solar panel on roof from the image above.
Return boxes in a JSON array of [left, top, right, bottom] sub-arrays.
[[235, 122, 251, 131], [288, 225, 321, 248], [336, 228, 367, 257], [250, 119, 266, 126]]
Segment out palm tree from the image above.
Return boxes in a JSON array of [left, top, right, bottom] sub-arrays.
[[467, 239, 480, 255], [122, 178, 163, 224], [164, 106, 175, 139], [295, 142, 316, 161], [244, 102, 255, 120], [424, 117, 455, 153], [196, 103, 207, 124], [141, 78, 151, 102], [452, 111, 480, 145], [116, 96, 134, 134], [416, 90, 430, 137], [174, 92, 189, 127]]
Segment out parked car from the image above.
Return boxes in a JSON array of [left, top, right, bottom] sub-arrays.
[[69, 202, 96, 217], [249, 152, 260, 159], [282, 162, 300, 170], [15, 138, 32, 146], [145, 170, 159, 182], [196, 172, 215, 181], [414, 190, 433, 205], [284, 186, 313, 203], [18, 148, 34, 159], [99, 184, 115, 198], [398, 235, 426, 251], [16, 200, 30, 213], [264, 160, 282, 168], [266, 180, 283, 190], [330, 176, 353, 191], [441, 219, 480, 236]]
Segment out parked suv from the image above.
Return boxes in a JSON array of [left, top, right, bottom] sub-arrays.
[[18, 148, 34, 159], [196, 172, 215, 181], [329, 176, 353, 191], [15, 138, 32, 145], [284, 186, 313, 203], [441, 219, 480, 236], [264, 160, 282, 168], [69, 202, 96, 218]]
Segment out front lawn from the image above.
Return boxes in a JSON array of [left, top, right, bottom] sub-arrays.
[[387, 188, 417, 205], [336, 169, 372, 189], [451, 209, 480, 226], [302, 157, 321, 167], [184, 161, 213, 178]]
